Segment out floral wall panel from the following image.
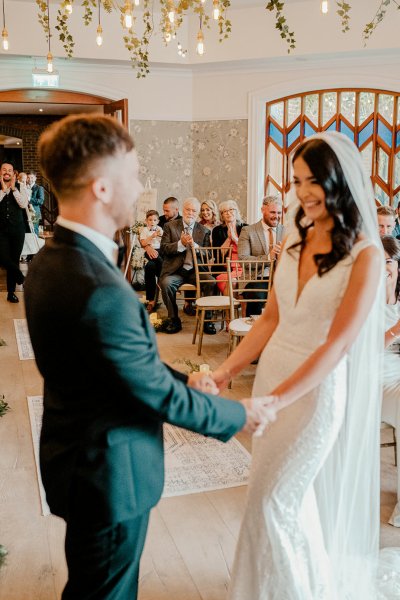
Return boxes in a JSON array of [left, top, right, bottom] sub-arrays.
[[131, 120, 193, 215], [191, 120, 248, 219], [131, 119, 248, 220]]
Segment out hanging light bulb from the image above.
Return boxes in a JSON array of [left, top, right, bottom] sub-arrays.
[[1, 0, 9, 50], [123, 1, 133, 29], [196, 27, 204, 55], [212, 0, 219, 20], [96, 1, 103, 46], [96, 24, 103, 46], [65, 1, 73, 14], [1, 28, 8, 51], [47, 51, 54, 73], [320, 0, 329, 14]]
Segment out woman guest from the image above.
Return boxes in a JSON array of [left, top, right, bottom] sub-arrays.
[[199, 199, 220, 231], [212, 200, 247, 294], [381, 234, 400, 527]]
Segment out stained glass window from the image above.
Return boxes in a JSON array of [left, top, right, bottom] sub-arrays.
[[265, 89, 400, 207]]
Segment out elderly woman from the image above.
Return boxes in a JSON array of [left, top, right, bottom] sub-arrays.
[[199, 199, 220, 231], [381, 235, 400, 526], [212, 199, 247, 294]]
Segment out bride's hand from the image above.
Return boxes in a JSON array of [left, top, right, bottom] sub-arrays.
[[241, 396, 279, 437], [212, 367, 231, 392]]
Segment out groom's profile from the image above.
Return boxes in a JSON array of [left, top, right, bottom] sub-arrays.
[[24, 114, 263, 600]]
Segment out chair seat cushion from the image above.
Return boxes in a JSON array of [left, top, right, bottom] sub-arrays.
[[196, 296, 239, 308], [179, 283, 197, 291], [229, 318, 252, 334]]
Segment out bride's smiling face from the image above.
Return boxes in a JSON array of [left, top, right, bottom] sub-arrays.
[[293, 156, 330, 223]]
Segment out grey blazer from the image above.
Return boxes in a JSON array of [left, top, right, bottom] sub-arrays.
[[238, 220, 285, 260]]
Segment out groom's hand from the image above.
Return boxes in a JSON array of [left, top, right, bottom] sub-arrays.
[[188, 372, 219, 395]]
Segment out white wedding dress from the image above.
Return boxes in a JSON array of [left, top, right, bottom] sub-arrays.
[[229, 232, 400, 600]]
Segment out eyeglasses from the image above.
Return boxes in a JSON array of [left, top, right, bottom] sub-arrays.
[[222, 208, 236, 214]]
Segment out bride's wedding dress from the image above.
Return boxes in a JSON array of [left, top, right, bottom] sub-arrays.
[[229, 231, 400, 600]]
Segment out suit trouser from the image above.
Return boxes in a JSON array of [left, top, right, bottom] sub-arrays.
[[242, 280, 269, 316], [62, 511, 150, 600], [159, 267, 215, 319], [0, 227, 25, 292], [144, 254, 163, 301]]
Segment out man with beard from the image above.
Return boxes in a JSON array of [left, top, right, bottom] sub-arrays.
[[238, 195, 284, 315], [0, 161, 30, 302]]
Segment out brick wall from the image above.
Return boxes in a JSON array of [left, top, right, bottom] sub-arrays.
[[0, 114, 64, 183]]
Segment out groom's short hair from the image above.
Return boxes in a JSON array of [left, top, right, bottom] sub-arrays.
[[38, 114, 134, 199]]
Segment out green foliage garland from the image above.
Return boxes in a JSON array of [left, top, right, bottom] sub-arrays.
[[363, 0, 400, 43], [34, 1, 399, 77], [336, 1, 351, 33], [265, 0, 296, 53]]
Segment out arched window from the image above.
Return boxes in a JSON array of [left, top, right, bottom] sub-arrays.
[[265, 89, 400, 207]]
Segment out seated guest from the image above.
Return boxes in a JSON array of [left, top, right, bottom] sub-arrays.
[[237, 194, 284, 314], [158, 196, 181, 229], [377, 205, 397, 237], [140, 210, 163, 313], [381, 235, 400, 526], [212, 200, 246, 294], [199, 199, 220, 231], [159, 197, 216, 335]]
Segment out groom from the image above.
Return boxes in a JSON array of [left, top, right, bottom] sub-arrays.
[[24, 115, 266, 600]]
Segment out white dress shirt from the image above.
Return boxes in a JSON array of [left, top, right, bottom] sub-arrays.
[[57, 216, 118, 265]]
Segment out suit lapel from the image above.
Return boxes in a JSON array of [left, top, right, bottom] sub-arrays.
[[192, 222, 205, 245], [256, 221, 268, 254]]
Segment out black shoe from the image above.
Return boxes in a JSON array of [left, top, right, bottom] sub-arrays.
[[7, 293, 19, 303], [165, 318, 182, 334], [203, 322, 216, 335], [183, 304, 196, 316]]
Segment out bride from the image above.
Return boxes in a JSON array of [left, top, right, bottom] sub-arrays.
[[214, 131, 400, 598]]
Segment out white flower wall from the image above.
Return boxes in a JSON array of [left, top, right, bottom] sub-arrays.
[[131, 119, 248, 219]]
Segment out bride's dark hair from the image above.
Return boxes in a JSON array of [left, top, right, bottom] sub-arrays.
[[289, 138, 362, 276]]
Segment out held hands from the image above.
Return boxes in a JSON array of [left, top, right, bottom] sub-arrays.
[[187, 372, 219, 395], [240, 396, 279, 436], [212, 367, 231, 392]]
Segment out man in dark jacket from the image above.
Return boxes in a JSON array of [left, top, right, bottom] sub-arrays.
[[24, 114, 267, 600], [0, 161, 30, 302]]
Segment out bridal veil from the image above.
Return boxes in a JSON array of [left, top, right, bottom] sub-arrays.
[[306, 131, 400, 598]]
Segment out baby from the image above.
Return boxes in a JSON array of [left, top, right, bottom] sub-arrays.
[[139, 210, 164, 313]]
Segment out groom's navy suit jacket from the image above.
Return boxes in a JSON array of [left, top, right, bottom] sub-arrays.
[[24, 225, 245, 524]]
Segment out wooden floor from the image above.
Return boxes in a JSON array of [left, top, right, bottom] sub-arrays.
[[0, 264, 399, 600]]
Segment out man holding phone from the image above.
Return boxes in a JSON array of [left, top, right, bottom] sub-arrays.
[[0, 162, 30, 302]]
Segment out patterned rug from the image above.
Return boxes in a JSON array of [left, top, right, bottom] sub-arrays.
[[27, 396, 250, 516]]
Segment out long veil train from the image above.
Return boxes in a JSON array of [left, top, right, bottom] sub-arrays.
[[309, 132, 400, 598]]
